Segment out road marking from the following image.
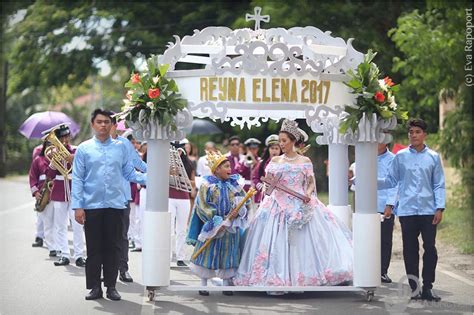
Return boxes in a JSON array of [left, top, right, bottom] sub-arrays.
[[438, 266, 474, 287], [0, 202, 34, 216]]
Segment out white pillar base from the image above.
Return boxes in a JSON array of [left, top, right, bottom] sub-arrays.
[[327, 204, 352, 229], [142, 211, 171, 287], [353, 213, 381, 287]]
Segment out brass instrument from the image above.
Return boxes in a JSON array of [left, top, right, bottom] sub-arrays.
[[43, 129, 72, 177], [42, 128, 72, 201], [34, 179, 53, 212], [245, 152, 256, 166], [297, 144, 311, 155]]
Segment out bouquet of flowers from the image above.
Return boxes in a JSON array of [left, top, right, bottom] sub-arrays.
[[340, 50, 408, 133], [116, 55, 187, 130]]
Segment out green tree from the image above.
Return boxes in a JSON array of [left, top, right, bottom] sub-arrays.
[[389, 3, 468, 133], [389, 2, 472, 182], [6, 0, 251, 94]]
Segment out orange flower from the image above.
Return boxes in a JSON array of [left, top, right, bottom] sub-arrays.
[[383, 76, 395, 87], [148, 88, 161, 99], [131, 73, 141, 84], [374, 91, 385, 103]]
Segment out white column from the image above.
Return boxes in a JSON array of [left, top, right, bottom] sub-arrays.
[[142, 139, 171, 287], [353, 142, 381, 287], [327, 143, 352, 228]]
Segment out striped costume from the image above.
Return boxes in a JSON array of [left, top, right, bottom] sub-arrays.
[[187, 174, 249, 279]]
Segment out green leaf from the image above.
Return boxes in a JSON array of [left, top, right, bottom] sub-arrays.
[[168, 79, 178, 92], [380, 110, 393, 119], [147, 57, 156, 76], [159, 64, 170, 77], [346, 78, 362, 90]]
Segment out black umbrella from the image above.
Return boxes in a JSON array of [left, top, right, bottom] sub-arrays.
[[185, 119, 222, 135]]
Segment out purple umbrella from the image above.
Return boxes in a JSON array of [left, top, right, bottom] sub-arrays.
[[18, 111, 81, 139]]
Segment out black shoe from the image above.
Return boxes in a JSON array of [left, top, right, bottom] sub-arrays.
[[119, 271, 133, 282], [54, 257, 70, 266], [177, 260, 188, 267], [421, 287, 441, 302], [32, 237, 43, 247], [131, 247, 142, 252], [85, 287, 103, 300], [381, 274, 392, 283], [76, 257, 86, 267], [106, 287, 121, 301], [198, 290, 209, 296], [410, 292, 422, 300], [49, 250, 57, 257], [222, 291, 234, 296]]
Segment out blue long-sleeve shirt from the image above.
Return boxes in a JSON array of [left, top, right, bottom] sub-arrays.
[[72, 136, 147, 210], [378, 145, 445, 216], [115, 135, 147, 201], [377, 149, 398, 214]]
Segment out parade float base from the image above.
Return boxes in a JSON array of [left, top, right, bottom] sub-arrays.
[[145, 274, 376, 302]]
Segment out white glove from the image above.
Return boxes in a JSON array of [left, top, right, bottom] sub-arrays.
[[256, 182, 264, 191]]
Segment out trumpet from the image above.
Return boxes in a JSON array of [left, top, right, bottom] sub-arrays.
[[245, 152, 256, 166], [43, 129, 72, 177]]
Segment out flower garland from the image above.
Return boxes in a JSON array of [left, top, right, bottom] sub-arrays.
[[340, 50, 408, 133], [115, 55, 187, 131]]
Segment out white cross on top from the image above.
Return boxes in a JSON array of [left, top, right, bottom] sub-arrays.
[[245, 6, 270, 31]]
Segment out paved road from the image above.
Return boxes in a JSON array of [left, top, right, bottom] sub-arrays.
[[0, 176, 473, 315]]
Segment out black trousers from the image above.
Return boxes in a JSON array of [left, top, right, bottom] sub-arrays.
[[381, 214, 394, 275], [119, 202, 131, 273], [84, 208, 124, 289], [399, 215, 438, 291]]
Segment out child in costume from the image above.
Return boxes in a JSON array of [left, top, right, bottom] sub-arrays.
[[187, 150, 250, 296]]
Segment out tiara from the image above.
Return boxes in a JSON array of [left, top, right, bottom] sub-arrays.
[[280, 119, 301, 140], [206, 150, 228, 173]]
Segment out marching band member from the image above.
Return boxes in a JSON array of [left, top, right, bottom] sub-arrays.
[[31, 143, 45, 247], [45, 124, 86, 267], [187, 151, 250, 296], [251, 134, 281, 206], [225, 136, 243, 174], [29, 140, 57, 256], [169, 140, 195, 267], [235, 138, 261, 192]]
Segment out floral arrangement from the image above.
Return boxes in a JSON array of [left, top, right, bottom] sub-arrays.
[[116, 55, 187, 130], [340, 50, 408, 133]]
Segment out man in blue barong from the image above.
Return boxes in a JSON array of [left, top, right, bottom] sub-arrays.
[[187, 150, 249, 296]]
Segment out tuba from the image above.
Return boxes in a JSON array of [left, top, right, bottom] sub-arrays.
[[34, 179, 53, 212], [43, 129, 72, 177]]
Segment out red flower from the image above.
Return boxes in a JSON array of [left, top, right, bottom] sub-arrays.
[[374, 91, 385, 103], [383, 76, 395, 87], [131, 73, 141, 84], [148, 88, 161, 99]]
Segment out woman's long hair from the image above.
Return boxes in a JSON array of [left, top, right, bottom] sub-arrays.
[[179, 148, 194, 178], [39, 141, 50, 157]]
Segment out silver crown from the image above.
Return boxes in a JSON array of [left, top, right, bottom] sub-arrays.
[[280, 119, 301, 140]]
